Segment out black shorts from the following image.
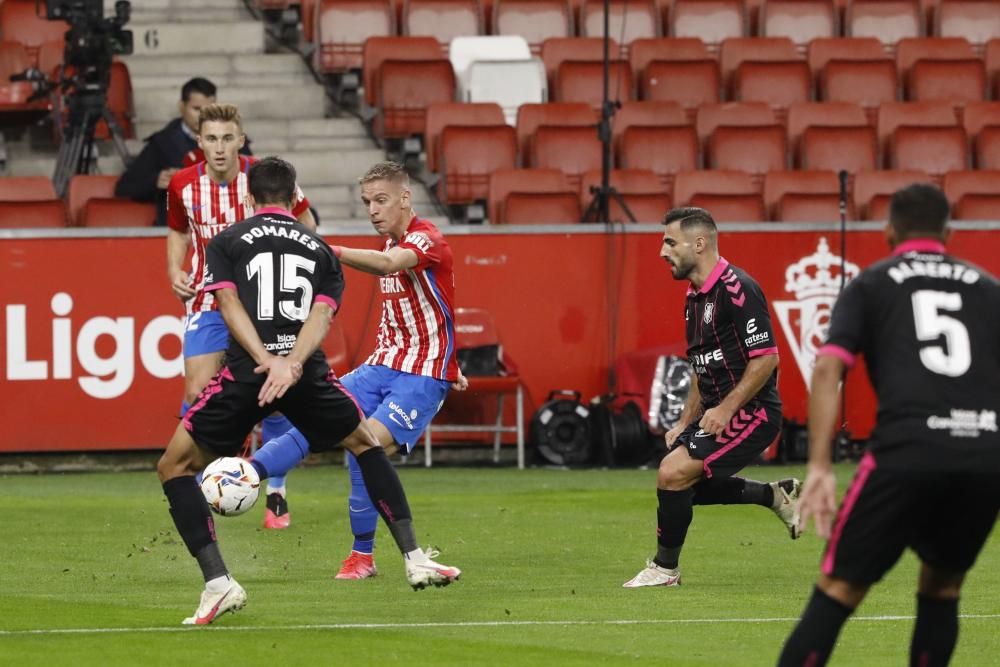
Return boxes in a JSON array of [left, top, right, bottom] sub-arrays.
[[183, 364, 363, 457], [822, 451, 1000, 584], [675, 404, 781, 479]]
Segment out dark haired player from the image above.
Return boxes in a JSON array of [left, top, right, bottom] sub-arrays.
[[779, 184, 1000, 666], [624, 207, 802, 588], [155, 157, 459, 625]]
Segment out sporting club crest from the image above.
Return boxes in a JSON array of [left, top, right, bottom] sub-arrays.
[[773, 238, 860, 390]]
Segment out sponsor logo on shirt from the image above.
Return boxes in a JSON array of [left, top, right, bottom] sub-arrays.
[[404, 232, 433, 254], [926, 409, 997, 438]]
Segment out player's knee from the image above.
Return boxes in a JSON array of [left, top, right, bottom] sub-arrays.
[[918, 565, 964, 599], [817, 574, 868, 609], [657, 464, 688, 491]]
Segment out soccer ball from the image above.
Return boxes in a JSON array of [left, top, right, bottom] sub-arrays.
[[200, 457, 261, 516]]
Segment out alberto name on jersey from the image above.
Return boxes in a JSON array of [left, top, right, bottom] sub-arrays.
[[366, 216, 459, 383], [167, 155, 310, 316]]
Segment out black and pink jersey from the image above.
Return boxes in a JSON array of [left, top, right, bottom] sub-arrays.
[[364, 216, 459, 382], [203, 208, 342, 382], [684, 258, 781, 411], [167, 155, 311, 316], [820, 239, 1000, 471]]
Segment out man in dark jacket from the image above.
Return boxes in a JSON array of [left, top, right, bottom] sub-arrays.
[[115, 77, 251, 226]]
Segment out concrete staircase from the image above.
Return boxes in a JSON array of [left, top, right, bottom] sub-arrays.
[[5, 0, 442, 226]]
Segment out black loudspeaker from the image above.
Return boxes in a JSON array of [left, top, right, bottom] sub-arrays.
[[531, 390, 593, 466]]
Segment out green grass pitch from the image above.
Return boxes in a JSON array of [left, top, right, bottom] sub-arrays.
[[1, 464, 997, 665]]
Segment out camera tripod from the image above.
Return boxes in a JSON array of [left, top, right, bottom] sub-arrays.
[[52, 89, 131, 197]]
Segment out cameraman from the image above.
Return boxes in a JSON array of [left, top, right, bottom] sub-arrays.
[[114, 77, 251, 226]]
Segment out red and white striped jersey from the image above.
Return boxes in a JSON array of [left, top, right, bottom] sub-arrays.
[[167, 155, 310, 315], [365, 216, 459, 382]]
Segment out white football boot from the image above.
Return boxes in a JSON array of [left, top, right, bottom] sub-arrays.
[[770, 478, 803, 540], [404, 548, 461, 590], [182, 578, 247, 625], [622, 560, 682, 588]]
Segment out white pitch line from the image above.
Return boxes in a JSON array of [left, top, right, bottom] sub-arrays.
[[2, 615, 999, 637]]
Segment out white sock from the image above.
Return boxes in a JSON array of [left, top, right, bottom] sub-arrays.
[[205, 574, 232, 593], [268, 485, 286, 497]]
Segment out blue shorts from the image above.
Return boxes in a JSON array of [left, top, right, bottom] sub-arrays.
[[183, 311, 229, 359], [340, 365, 450, 452]]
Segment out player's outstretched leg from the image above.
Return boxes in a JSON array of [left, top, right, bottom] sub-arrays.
[[335, 453, 379, 580], [345, 429, 460, 590], [159, 425, 247, 625], [251, 426, 310, 531], [261, 413, 295, 529], [691, 476, 803, 539]]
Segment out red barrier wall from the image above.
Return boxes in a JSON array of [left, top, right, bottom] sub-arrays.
[[2, 225, 997, 452]]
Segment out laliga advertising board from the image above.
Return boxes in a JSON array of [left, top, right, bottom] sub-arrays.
[[2, 225, 999, 453]]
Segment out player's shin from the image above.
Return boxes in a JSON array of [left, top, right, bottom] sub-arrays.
[[353, 447, 417, 553], [655, 488, 694, 569], [347, 453, 378, 552], [250, 427, 310, 480], [692, 477, 773, 506], [261, 413, 294, 492], [777, 586, 853, 667], [910, 594, 960, 667], [163, 475, 229, 583]]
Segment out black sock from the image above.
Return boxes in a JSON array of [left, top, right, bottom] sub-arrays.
[[910, 594, 959, 667], [693, 477, 773, 506], [354, 447, 416, 553], [163, 476, 228, 581], [778, 586, 854, 667], [654, 488, 694, 569], [251, 459, 269, 480]]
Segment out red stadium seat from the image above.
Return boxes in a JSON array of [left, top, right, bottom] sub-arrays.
[[617, 125, 700, 187], [402, 0, 483, 45], [424, 102, 505, 173], [846, 0, 923, 49], [362, 36, 442, 107], [708, 125, 788, 176], [786, 102, 868, 161], [800, 125, 878, 171], [629, 37, 711, 77], [877, 101, 957, 150], [555, 60, 634, 111], [0, 0, 68, 61], [976, 125, 1000, 169], [94, 61, 134, 140], [718, 36, 799, 89], [696, 101, 775, 142], [540, 37, 618, 91], [67, 174, 117, 226], [936, 0, 1000, 49], [853, 169, 934, 219], [763, 169, 840, 218], [0, 41, 43, 111], [492, 0, 572, 54], [612, 101, 687, 153], [640, 59, 721, 119], [580, 0, 661, 52], [375, 59, 456, 139], [820, 59, 898, 114], [316, 0, 394, 74], [987, 38, 1000, 95], [530, 125, 604, 189], [580, 168, 670, 222], [942, 169, 1000, 208], [963, 102, 1000, 140], [515, 102, 595, 158], [775, 192, 853, 221], [503, 191, 582, 223], [760, 0, 837, 48], [488, 167, 572, 223], [0, 175, 57, 201], [807, 36, 886, 76], [670, 0, 748, 51], [438, 124, 517, 204], [78, 199, 156, 227], [0, 199, 67, 228], [689, 193, 766, 221], [36, 38, 63, 76], [951, 193, 1000, 219], [895, 37, 975, 79], [732, 60, 812, 118], [672, 169, 759, 207], [907, 58, 985, 104]]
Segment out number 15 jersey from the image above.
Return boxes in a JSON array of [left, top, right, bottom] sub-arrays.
[[820, 239, 1000, 471], [203, 208, 343, 383]]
